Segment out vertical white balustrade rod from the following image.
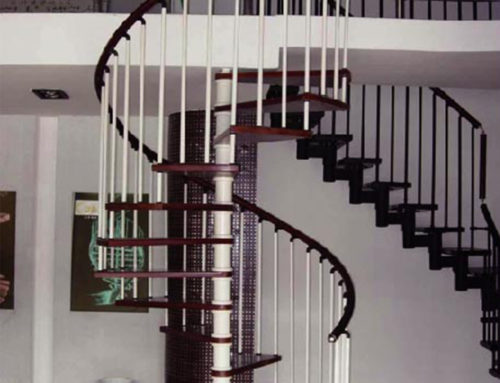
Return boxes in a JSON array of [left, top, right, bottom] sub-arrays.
[[237, 210, 245, 354], [102, 70, 110, 270], [97, 76, 106, 271], [344, 331, 351, 383], [180, 0, 188, 164], [334, 282, 344, 383], [304, 0, 311, 131], [148, 171, 154, 298], [328, 271, 335, 383], [257, 0, 265, 127], [182, 182, 188, 326], [281, 0, 288, 127], [289, 239, 295, 383], [157, 6, 167, 201], [256, 219, 263, 354], [273, 229, 279, 383], [201, 193, 208, 325], [109, 53, 119, 269], [341, 0, 350, 102], [333, 0, 340, 100], [305, 250, 311, 383], [318, 260, 324, 381], [164, 177, 169, 325], [230, 0, 240, 163], [120, 36, 131, 299], [320, 0, 328, 95]]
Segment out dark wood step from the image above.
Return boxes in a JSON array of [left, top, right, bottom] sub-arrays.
[[214, 68, 351, 87], [214, 125, 311, 145], [416, 226, 465, 233], [364, 181, 411, 191], [337, 157, 382, 169], [95, 270, 232, 279], [97, 237, 233, 247], [442, 247, 490, 257], [481, 340, 500, 351], [106, 202, 233, 212], [390, 203, 438, 212], [152, 163, 239, 175], [214, 93, 349, 114], [160, 325, 231, 343], [115, 297, 231, 311], [211, 353, 282, 377], [298, 134, 353, 160]]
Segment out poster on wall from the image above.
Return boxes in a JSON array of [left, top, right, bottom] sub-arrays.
[[70, 192, 149, 313], [0, 191, 16, 310]]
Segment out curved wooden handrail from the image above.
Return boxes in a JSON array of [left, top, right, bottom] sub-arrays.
[[94, 0, 355, 341]]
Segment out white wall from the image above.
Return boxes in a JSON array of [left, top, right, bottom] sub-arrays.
[[255, 88, 500, 383]]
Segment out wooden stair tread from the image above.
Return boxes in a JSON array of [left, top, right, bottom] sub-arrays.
[[152, 163, 239, 175], [160, 325, 231, 343], [106, 202, 233, 212], [390, 203, 438, 212], [415, 226, 465, 233], [97, 237, 233, 247], [363, 181, 411, 191], [214, 125, 312, 145], [337, 157, 382, 169], [115, 297, 231, 311], [442, 247, 490, 256], [214, 93, 349, 114], [214, 68, 351, 87], [95, 269, 232, 279], [481, 340, 500, 351], [211, 353, 282, 377]]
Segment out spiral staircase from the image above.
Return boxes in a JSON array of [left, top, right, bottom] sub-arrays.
[[93, 0, 499, 381]]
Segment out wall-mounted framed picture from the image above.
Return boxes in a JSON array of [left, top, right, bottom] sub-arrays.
[[0, 191, 16, 310], [70, 192, 149, 313]]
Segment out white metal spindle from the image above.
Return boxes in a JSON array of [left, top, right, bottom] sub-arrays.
[[320, 0, 328, 95], [157, 6, 167, 201], [318, 260, 324, 381], [289, 239, 295, 383], [102, 71, 110, 271], [201, 193, 208, 325], [257, 0, 265, 127], [120, 36, 131, 299], [164, 177, 169, 326], [341, 0, 350, 102], [344, 333, 351, 383], [204, 0, 213, 164], [273, 229, 279, 383], [97, 76, 106, 271], [230, 0, 240, 163], [148, 170, 154, 298], [305, 250, 311, 383], [109, 53, 118, 270], [256, 220, 263, 354], [180, 0, 188, 164], [237, 210, 245, 354], [328, 271, 335, 383], [182, 183, 187, 326], [281, 0, 288, 128], [304, 0, 311, 131], [334, 0, 340, 100], [334, 282, 344, 383]]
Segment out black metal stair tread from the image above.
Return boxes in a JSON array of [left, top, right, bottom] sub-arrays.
[[415, 226, 465, 233], [106, 202, 233, 212], [115, 297, 232, 311], [214, 124, 312, 145], [363, 181, 411, 191], [214, 93, 349, 114], [97, 237, 233, 247], [389, 203, 438, 212], [95, 269, 232, 279], [337, 157, 382, 169], [211, 353, 282, 377], [442, 247, 490, 256], [481, 340, 500, 351], [160, 324, 231, 343], [490, 369, 500, 379], [152, 163, 239, 175]]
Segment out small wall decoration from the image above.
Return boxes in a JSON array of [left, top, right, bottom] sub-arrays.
[[70, 192, 149, 312], [0, 191, 16, 310]]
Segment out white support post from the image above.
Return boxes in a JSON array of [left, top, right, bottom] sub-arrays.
[[334, 282, 344, 383], [273, 229, 279, 383], [320, 0, 328, 95], [182, 182, 188, 326], [229, 0, 240, 163], [328, 271, 335, 383], [318, 260, 324, 381], [163, 176, 169, 326], [204, 0, 213, 165], [157, 6, 167, 200], [289, 239, 295, 383], [212, 73, 234, 383], [334, 0, 341, 100], [256, 219, 263, 354], [148, 170, 154, 298], [109, 53, 119, 269], [281, 0, 288, 128], [304, 0, 311, 131], [257, 0, 265, 127], [305, 250, 311, 383], [237, 210, 245, 354], [180, 0, 189, 164], [341, 0, 350, 102]]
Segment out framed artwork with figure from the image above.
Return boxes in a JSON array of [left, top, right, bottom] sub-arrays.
[[0, 191, 16, 310], [70, 192, 149, 312]]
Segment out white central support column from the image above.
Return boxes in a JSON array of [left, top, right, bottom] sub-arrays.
[[211, 71, 234, 383], [32, 116, 58, 383]]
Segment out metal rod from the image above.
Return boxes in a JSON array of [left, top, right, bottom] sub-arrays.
[[471, 128, 476, 248], [180, 0, 189, 164], [204, 0, 213, 164], [109, 53, 119, 270], [156, 6, 167, 201], [289, 239, 295, 383], [334, 0, 340, 100], [361, 85, 366, 159], [318, 260, 324, 382], [375, 85, 381, 181], [445, 105, 449, 227], [282, 0, 289, 127], [334, 281, 343, 383], [431, 94, 437, 227], [238, 210, 245, 354], [305, 250, 311, 383], [404, 86, 410, 204], [418, 87, 423, 204], [320, 0, 327, 95], [230, 0, 241, 162], [390, 86, 395, 183], [182, 182, 188, 326], [273, 229, 279, 383], [304, 0, 311, 131], [341, 0, 350, 103], [257, 0, 265, 126], [480, 133, 487, 200], [328, 271, 335, 383], [256, 220, 263, 354], [201, 193, 208, 325]]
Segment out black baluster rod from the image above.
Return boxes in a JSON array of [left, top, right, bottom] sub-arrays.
[[418, 87, 423, 205], [410, 0, 415, 19], [362, 0, 365, 17], [445, 104, 449, 227], [404, 87, 410, 204], [299, 0, 303, 15], [376, 86, 381, 181], [346, 85, 351, 158], [480, 132, 487, 200], [443, 0, 447, 20], [471, 128, 476, 248], [395, 0, 399, 19], [267, 0, 272, 15], [431, 93, 437, 227], [390, 86, 395, 182], [428, 0, 432, 19], [379, 0, 384, 17], [361, 85, 366, 159], [458, 0, 463, 20], [473, 0, 478, 21], [489, 0, 493, 20], [332, 110, 337, 136], [457, 116, 464, 285]]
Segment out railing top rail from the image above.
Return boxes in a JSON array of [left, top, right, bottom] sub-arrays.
[[429, 87, 482, 128], [481, 204, 500, 244]]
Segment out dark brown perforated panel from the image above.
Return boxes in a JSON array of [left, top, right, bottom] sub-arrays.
[[166, 111, 257, 383]]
